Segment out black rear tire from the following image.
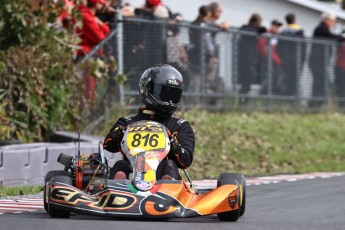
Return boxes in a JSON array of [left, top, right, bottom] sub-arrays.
[[44, 170, 70, 213], [48, 175, 71, 218]]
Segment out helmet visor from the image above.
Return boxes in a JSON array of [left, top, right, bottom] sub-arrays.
[[150, 84, 183, 104]]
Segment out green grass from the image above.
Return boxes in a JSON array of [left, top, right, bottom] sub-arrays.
[[178, 110, 345, 179], [0, 186, 43, 197]]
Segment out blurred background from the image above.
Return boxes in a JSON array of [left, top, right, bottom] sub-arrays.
[[1, 0, 345, 184]]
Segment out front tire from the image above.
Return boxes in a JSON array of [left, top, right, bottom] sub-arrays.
[[218, 173, 246, 216], [46, 175, 72, 218], [217, 173, 246, 221], [43, 170, 70, 213]]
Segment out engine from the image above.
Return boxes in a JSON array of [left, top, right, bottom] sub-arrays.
[[57, 152, 109, 193]]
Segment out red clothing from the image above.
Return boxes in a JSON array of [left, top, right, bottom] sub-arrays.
[[75, 5, 110, 56], [257, 31, 282, 65], [56, 0, 75, 29], [335, 43, 345, 71]]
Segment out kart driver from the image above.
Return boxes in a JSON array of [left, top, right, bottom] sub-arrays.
[[103, 64, 195, 180]]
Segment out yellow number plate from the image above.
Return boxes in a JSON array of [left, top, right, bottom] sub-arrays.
[[126, 131, 166, 152]]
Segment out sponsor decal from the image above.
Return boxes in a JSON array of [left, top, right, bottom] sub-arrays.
[[167, 79, 180, 86], [136, 191, 152, 196], [124, 115, 133, 121], [50, 185, 138, 211], [135, 180, 152, 191], [177, 119, 186, 125], [228, 195, 237, 209], [135, 155, 144, 180], [127, 184, 161, 196], [145, 151, 161, 159], [128, 126, 163, 132]]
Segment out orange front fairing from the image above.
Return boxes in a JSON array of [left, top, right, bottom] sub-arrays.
[[157, 183, 240, 215]]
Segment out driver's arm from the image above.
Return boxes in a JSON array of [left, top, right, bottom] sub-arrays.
[[169, 121, 195, 169], [103, 118, 127, 153]]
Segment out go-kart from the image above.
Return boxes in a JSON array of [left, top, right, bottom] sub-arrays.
[[44, 120, 246, 221]]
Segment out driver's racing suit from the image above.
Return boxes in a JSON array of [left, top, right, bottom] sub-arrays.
[[103, 108, 195, 179]]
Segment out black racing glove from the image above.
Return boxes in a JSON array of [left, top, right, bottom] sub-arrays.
[[167, 131, 192, 169], [112, 126, 124, 150], [169, 132, 181, 155]]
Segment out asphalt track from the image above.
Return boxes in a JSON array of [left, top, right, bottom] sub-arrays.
[[1, 175, 345, 230]]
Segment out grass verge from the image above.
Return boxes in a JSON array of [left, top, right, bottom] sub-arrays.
[[179, 110, 345, 179], [0, 186, 43, 197]]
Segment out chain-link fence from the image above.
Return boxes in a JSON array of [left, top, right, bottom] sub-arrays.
[[82, 16, 345, 114]]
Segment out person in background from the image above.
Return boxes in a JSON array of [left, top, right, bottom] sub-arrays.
[[257, 19, 283, 95], [237, 13, 266, 104], [75, 0, 110, 101], [56, 0, 76, 31], [166, 13, 189, 90], [135, 0, 170, 19], [207, 2, 230, 30], [334, 41, 345, 108], [186, 5, 210, 104], [204, 2, 229, 100], [308, 12, 345, 108], [119, 0, 135, 17], [277, 13, 305, 97], [95, 0, 117, 25], [103, 64, 195, 180], [75, 0, 110, 59]]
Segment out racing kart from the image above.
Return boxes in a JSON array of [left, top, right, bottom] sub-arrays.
[[44, 120, 246, 221]]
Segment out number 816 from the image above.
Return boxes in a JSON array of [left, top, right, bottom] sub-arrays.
[[131, 133, 159, 147]]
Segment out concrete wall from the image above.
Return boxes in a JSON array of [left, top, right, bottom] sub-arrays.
[[0, 143, 122, 186]]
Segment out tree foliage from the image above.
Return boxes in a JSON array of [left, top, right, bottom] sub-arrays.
[[0, 0, 87, 141]]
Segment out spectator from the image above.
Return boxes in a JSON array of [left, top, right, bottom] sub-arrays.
[[119, 1, 135, 17], [186, 5, 210, 103], [277, 13, 305, 97], [166, 14, 189, 89], [257, 19, 283, 95], [207, 2, 230, 30], [204, 2, 229, 99], [95, 0, 117, 25], [309, 12, 345, 108], [334, 42, 345, 108], [150, 0, 170, 19], [75, 0, 110, 101], [237, 13, 266, 104], [56, 0, 76, 31], [135, 0, 170, 19], [75, 0, 110, 59]]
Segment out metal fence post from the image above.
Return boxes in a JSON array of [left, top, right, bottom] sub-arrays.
[[267, 35, 273, 111], [233, 33, 239, 105], [296, 41, 302, 108], [200, 27, 206, 109], [116, 5, 124, 103], [324, 45, 329, 106]]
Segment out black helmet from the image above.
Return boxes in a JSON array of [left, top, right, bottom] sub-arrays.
[[139, 64, 183, 116]]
